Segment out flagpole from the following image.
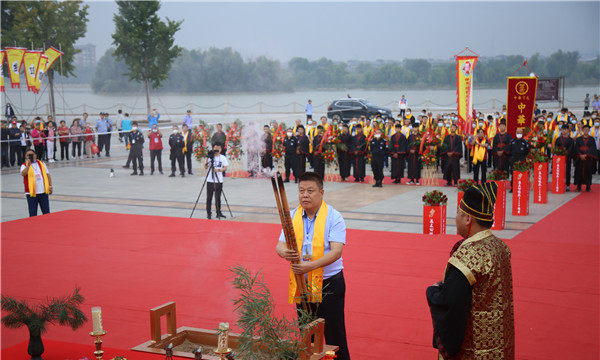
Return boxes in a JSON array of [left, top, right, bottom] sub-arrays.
[[59, 43, 66, 119]]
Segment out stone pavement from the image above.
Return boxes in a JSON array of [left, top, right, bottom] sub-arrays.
[[2, 132, 594, 239]]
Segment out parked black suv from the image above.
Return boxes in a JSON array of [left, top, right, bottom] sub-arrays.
[[327, 98, 393, 122]]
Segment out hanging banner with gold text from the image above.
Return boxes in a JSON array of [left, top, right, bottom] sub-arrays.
[[0, 50, 5, 92], [506, 76, 538, 138], [35, 55, 49, 94], [456, 56, 478, 135], [43, 47, 63, 72], [23, 50, 42, 92], [5, 47, 26, 88]]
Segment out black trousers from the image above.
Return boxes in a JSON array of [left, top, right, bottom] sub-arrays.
[[10, 144, 22, 166], [473, 161, 487, 184], [60, 142, 69, 160], [407, 153, 421, 180], [183, 150, 193, 174], [26, 193, 50, 217], [296, 271, 350, 360], [299, 154, 307, 176], [371, 155, 385, 182], [493, 155, 509, 173], [170, 152, 184, 174], [338, 151, 350, 178], [285, 154, 300, 180], [444, 156, 461, 184], [72, 142, 82, 157], [565, 158, 572, 186], [34, 144, 45, 160], [150, 149, 162, 172], [1, 144, 8, 166], [98, 134, 110, 155], [574, 158, 593, 188], [262, 153, 273, 169], [313, 155, 325, 179], [390, 154, 404, 180], [206, 181, 223, 215], [130, 151, 144, 172]]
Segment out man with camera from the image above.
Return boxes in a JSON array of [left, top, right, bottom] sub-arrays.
[[205, 143, 229, 220], [20, 149, 53, 217]]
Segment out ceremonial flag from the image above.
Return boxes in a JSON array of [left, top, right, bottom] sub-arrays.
[[456, 56, 478, 134], [0, 50, 5, 92], [43, 46, 63, 72], [35, 55, 49, 94], [23, 50, 42, 92], [5, 47, 26, 88], [506, 76, 538, 138]]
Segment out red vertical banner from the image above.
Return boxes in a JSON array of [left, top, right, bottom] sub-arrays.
[[491, 180, 507, 230], [457, 191, 464, 210], [456, 56, 478, 135], [552, 155, 566, 194], [506, 76, 538, 139], [423, 205, 446, 235], [512, 171, 530, 216], [533, 162, 548, 204]]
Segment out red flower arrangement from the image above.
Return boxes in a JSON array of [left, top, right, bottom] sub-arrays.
[[457, 179, 477, 192], [487, 169, 509, 181], [192, 121, 212, 160], [527, 150, 549, 165], [421, 152, 437, 166], [225, 119, 244, 161], [552, 146, 567, 156], [422, 190, 448, 206], [271, 124, 286, 162], [512, 159, 530, 172]]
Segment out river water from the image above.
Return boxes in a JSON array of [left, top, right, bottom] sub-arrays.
[[2, 85, 597, 121]]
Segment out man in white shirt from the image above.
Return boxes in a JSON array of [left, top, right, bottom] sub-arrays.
[[115, 109, 125, 143], [205, 143, 229, 220]]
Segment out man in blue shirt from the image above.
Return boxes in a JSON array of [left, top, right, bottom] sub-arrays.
[[276, 172, 350, 360], [305, 100, 313, 122], [183, 110, 193, 127], [95, 112, 113, 157], [148, 109, 160, 129]]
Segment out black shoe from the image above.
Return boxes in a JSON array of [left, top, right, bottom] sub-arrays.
[[566, 186, 570, 192], [97, 154, 101, 157], [130, 172, 138, 176], [207, 213, 212, 220], [354, 178, 359, 182], [509, 189, 513, 193], [188, 172, 193, 175], [106, 154, 110, 157], [160, 171, 164, 175], [139, 171, 144, 176], [372, 183, 378, 188], [181, 173, 185, 177], [294, 179, 298, 183], [377, 182, 383, 188], [283, 179, 290, 183], [445, 182, 452, 186], [576, 187, 582, 192], [122, 165, 129, 169], [150, 171, 154, 175], [217, 212, 227, 219], [586, 187, 591, 192], [169, 173, 175, 177]]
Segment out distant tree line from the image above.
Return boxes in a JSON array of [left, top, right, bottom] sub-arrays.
[[90, 47, 599, 93]]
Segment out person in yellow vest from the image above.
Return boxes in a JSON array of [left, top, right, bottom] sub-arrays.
[[292, 119, 302, 135], [471, 128, 488, 184], [401, 117, 412, 138], [320, 116, 329, 132], [275, 172, 350, 360], [552, 108, 570, 131], [486, 115, 497, 168], [427, 181, 514, 359], [384, 118, 396, 140], [348, 117, 358, 136], [581, 111, 593, 127], [363, 118, 373, 138], [307, 119, 318, 155], [417, 116, 428, 133], [404, 108, 416, 125], [20, 148, 53, 217]]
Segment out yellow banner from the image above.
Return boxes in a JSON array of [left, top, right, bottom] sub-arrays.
[[35, 55, 48, 94], [0, 50, 5, 92], [5, 47, 26, 88], [43, 47, 63, 72], [456, 56, 478, 134], [23, 51, 42, 92]]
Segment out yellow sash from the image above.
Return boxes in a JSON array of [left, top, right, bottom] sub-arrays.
[[471, 139, 487, 165], [289, 201, 328, 303], [182, 131, 188, 153], [28, 160, 49, 197]]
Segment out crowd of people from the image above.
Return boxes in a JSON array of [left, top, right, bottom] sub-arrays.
[[264, 98, 599, 192]]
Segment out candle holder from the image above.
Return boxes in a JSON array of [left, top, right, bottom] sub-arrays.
[[90, 330, 107, 360], [213, 347, 232, 360]]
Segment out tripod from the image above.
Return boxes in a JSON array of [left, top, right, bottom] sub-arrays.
[[190, 156, 233, 219]]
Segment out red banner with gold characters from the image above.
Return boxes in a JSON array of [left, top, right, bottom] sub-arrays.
[[533, 162, 548, 204], [5, 47, 26, 89], [491, 180, 508, 230], [456, 56, 478, 134], [512, 171, 530, 216], [506, 76, 538, 138], [551, 155, 566, 194], [423, 205, 447, 235], [0, 50, 5, 92]]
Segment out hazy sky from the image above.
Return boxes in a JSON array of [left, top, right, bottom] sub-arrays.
[[80, 1, 600, 63]]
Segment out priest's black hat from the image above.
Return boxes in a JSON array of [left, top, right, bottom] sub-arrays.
[[459, 181, 498, 222]]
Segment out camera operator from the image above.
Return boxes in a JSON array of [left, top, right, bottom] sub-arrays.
[[205, 142, 229, 220], [20, 149, 53, 217]]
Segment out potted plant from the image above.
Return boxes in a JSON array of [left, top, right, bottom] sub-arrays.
[[551, 146, 568, 194], [231, 265, 317, 360], [422, 190, 448, 235], [1, 287, 87, 360], [456, 179, 476, 208], [511, 160, 530, 216]]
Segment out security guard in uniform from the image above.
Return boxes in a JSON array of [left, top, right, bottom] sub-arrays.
[[369, 128, 387, 188], [168, 125, 185, 177], [127, 121, 145, 175]]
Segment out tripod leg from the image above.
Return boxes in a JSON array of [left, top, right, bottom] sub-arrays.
[[190, 161, 213, 218]]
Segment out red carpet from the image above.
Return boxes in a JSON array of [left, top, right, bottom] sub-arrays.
[[1, 191, 598, 359]]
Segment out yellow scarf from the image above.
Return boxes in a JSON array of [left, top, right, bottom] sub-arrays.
[[471, 138, 487, 165], [27, 160, 50, 197], [289, 201, 328, 303], [182, 131, 188, 153]]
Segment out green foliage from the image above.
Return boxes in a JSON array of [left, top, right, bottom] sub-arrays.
[[0, 0, 89, 77], [230, 265, 315, 360], [91, 48, 139, 93], [91, 47, 599, 93], [111, 0, 183, 89], [1, 287, 87, 335]]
